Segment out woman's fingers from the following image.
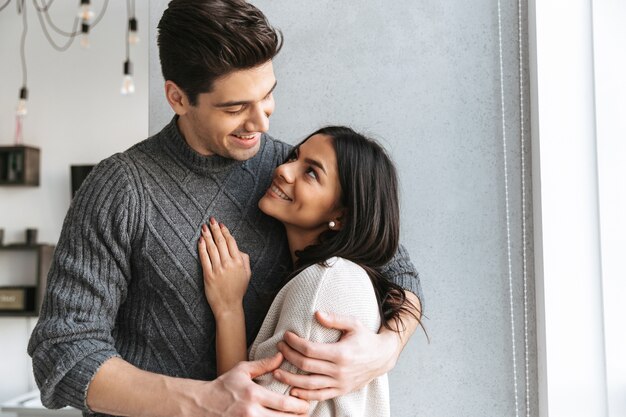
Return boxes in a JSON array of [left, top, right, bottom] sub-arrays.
[[219, 223, 241, 259], [209, 218, 231, 262], [203, 219, 247, 272], [197, 236, 212, 272], [202, 223, 221, 267], [242, 252, 251, 277]]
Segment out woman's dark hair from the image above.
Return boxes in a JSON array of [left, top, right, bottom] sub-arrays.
[[289, 126, 422, 332], [157, 0, 283, 105]]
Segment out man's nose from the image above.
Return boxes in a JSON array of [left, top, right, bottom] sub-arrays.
[[244, 102, 272, 133]]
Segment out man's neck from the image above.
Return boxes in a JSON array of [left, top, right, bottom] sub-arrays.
[[176, 115, 214, 157]]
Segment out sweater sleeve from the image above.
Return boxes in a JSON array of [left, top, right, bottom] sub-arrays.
[[378, 244, 424, 312], [27, 154, 141, 411], [250, 260, 382, 415]]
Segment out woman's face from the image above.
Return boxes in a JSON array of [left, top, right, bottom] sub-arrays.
[[259, 134, 344, 236]]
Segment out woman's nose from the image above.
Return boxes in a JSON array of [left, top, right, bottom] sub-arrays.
[[275, 161, 295, 183]]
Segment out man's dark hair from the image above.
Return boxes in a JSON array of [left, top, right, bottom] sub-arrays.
[[288, 126, 422, 332], [157, 0, 283, 105]]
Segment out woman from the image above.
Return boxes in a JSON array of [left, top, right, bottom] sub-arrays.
[[198, 126, 420, 416]]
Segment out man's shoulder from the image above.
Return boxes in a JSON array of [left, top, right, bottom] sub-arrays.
[[260, 133, 293, 160], [88, 133, 159, 188], [262, 132, 291, 147]]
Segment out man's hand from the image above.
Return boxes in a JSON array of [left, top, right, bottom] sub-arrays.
[[204, 353, 310, 416], [272, 311, 401, 401], [86, 354, 309, 417]]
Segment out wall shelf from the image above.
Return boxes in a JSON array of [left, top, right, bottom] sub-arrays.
[[0, 244, 54, 317], [0, 145, 40, 186]]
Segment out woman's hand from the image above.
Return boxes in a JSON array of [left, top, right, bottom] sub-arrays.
[[198, 218, 251, 318]]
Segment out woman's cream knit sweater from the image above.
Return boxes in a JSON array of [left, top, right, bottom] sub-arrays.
[[249, 257, 390, 417]]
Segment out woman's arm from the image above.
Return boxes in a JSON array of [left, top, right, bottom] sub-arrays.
[[250, 259, 383, 406], [198, 218, 250, 375], [273, 245, 423, 400]]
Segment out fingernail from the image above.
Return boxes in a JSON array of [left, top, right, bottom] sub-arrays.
[[210, 217, 217, 225], [219, 222, 225, 229], [202, 224, 208, 233]]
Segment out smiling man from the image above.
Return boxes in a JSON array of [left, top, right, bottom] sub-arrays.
[[28, 1, 422, 416], [171, 61, 277, 160]]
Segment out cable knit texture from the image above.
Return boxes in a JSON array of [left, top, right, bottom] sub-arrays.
[[27, 118, 422, 416], [250, 257, 390, 417]]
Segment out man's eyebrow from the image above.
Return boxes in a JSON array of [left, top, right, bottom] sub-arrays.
[[214, 81, 277, 108], [303, 157, 327, 175]]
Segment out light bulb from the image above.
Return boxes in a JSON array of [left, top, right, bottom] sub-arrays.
[[16, 87, 28, 116], [128, 18, 140, 45], [128, 32, 140, 45], [80, 23, 90, 48], [78, 0, 94, 22], [121, 75, 135, 95], [121, 60, 135, 95], [16, 99, 28, 116]]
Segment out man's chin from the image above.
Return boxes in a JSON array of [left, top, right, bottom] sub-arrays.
[[227, 142, 262, 161]]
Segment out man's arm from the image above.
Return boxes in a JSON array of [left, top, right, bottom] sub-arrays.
[[27, 155, 138, 410], [86, 354, 309, 417], [273, 244, 423, 400], [274, 292, 421, 400]]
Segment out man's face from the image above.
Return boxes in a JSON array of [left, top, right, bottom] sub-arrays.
[[177, 61, 276, 161]]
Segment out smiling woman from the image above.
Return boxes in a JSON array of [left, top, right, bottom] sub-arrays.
[[259, 133, 344, 256], [199, 125, 421, 417]]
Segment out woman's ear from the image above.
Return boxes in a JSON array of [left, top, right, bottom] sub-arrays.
[[330, 208, 348, 230]]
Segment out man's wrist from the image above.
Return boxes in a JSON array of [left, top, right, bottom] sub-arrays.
[[164, 377, 212, 417], [86, 357, 212, 417], [379, 327, 402, 373]]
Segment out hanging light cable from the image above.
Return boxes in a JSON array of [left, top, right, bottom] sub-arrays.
[[31, 0, 109, 51], [121, 0, 135, 95], [127, 0, 139, 44], [15, 0, 28, 144]]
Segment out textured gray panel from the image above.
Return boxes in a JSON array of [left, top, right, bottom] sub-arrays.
[[149, 1, 537, 416]]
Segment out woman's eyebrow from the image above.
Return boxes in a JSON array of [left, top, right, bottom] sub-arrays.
[[303, 157, 326, 174]]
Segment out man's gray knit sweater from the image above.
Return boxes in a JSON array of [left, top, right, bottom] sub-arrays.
[[27, 118, 422, 413]]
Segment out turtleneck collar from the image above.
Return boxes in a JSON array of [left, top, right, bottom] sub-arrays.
[[159, 116, 243, 175]]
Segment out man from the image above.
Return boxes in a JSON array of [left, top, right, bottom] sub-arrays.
[[28, 1, 423, 416]]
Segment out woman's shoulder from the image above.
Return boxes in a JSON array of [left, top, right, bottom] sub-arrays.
[[294, 257, 368, 281], [287, 257, 374, 301]]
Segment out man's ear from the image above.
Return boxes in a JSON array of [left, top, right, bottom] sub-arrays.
[[165, 81, 190, 116]]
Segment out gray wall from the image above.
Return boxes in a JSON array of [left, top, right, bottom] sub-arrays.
[[149, 2, 536, 416]]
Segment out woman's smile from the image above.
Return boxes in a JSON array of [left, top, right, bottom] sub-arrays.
[[268, 183, 292, 201], [258, 134, 344, 255]]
